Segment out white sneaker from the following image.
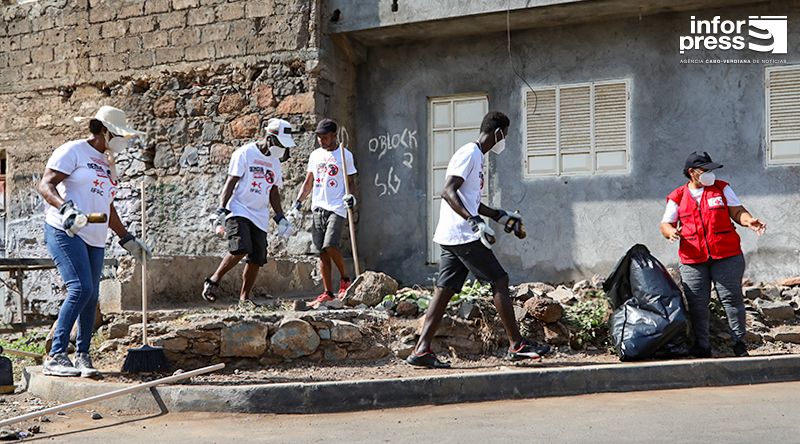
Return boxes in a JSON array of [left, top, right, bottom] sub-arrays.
[[42, 353, 81, 377], [73, 352, 100, 378]]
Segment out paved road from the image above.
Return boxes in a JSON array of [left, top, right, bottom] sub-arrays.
[[23, 382, 800, 443]]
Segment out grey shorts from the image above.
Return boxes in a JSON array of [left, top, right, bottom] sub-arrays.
[[312, 208, 345, 252], [226, 216, 268, 266], [436, 240, 508, 293]]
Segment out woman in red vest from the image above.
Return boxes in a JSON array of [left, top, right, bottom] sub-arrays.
[[660, 152, 766, 358]]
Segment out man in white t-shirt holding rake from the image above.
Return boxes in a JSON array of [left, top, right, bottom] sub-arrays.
[[407, 111, 551, 368]]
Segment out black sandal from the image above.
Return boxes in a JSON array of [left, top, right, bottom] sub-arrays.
[[202, 278, 219, 302], [406, 350, 451, 369]]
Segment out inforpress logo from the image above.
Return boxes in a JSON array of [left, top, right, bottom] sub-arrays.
[[748, 16, 787, 53], [679, 16, 787, 54]]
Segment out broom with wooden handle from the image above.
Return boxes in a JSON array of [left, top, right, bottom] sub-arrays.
[[121, 182, 168, 373]]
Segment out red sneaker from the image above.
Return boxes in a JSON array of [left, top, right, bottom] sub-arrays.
[[337, 278, 351, 299], [309, 292, 335, 308]]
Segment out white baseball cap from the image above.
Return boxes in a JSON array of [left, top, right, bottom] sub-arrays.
[[266, 118, 296, 148]]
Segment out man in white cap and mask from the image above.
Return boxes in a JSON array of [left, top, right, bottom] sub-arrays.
[[203, 118, 296, 304], [38, 105, 151, 377]]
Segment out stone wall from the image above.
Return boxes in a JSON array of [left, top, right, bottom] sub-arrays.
[[0, 0, 334, 317]]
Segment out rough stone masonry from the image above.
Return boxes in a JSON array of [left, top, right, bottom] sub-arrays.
[[0, 0, 355, 317]]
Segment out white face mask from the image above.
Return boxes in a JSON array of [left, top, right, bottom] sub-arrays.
[[104, 132, 127, 154], [490, 129, 506, 154], [699, 170, 716, 187], [270, 146, 286, 159]]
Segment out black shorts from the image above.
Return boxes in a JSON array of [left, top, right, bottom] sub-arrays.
[[226, 216, 268, 266], [436, 240, 508, 292], [312, 208, 345, 252]]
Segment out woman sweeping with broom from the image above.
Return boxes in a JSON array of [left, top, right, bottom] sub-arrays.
[[37, 106, 151, 377]]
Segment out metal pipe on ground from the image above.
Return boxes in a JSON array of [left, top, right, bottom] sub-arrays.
[[0, 363, 225, 428]]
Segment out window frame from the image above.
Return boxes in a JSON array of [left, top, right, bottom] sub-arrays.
[[522, 78, 631, 178]]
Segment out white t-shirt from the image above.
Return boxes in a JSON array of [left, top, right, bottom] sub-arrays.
[[307, 147, 357, 218], [661, 184, 742, 223], [225, 143, 283, 233], [44, 140, 117, 248], [433, 143, 485, 246]]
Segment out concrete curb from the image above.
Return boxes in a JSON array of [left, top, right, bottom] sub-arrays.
[[23, 354, 800, 414]]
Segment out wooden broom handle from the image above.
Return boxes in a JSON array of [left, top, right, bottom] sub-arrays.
[[140, 182, 148, 346], [339, 143, 361, 277]]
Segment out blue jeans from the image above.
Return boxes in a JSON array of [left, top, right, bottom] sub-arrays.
[[44, 224, 105, 355]]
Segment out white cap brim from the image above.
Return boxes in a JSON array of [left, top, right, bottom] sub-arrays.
[[277, 133, 296, 148]]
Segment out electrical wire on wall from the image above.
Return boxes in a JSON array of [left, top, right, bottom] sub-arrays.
[[507, 0, 537, 116]]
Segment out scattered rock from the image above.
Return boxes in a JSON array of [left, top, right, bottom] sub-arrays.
[[572, 280, 591, 292], [458, 301, 480, 320], [270, 319, 320, 359], [743, 286, 762, 300], [330, 320, 362, 343], [590, 274, 605, 289], [547, 287, 577, 305], [220, 323, 268, 358], [524, 296, 563, 323], [396, 300, 419, 317], [755, 298, 795, 321], [771, 325, 800, 344], [324, 298, 344, 310], [762, 285, 782, 300], [513, 282, 552, 301], [513, 305, 528, 321], [26, 425, 40, 435], [782, 287, 800, 300], [317, 328, 331, 340], [543, 322, 570, 346], [39, 416, 50, 423], [91, 412, 103, 420], [293, 300, 310, 311], [778, 277, 800, 287], [743, 330, 763, 344], [418, 315, 473, 338], [343, 271, 399, 307]]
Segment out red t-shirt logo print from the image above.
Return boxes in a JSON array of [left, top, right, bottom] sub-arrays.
[[328, 164, 339, 176], [251, 181, 261, 188], [265, 170, 275, 184]]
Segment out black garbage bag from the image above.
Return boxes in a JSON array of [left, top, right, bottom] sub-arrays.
[[603, 244, 689, 361]]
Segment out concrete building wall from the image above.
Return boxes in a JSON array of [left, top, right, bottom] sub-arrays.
[[350, 3, 800, 286], [0, 0, 326, 316]]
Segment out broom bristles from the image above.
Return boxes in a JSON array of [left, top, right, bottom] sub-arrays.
[[121, 345, 169, 373]]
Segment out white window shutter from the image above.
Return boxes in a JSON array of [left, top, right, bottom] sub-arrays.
[[526, 89, 556, 152], [768, 66, 800, 165], [594, 83, 628, 152], [558, 85, 591, 153]]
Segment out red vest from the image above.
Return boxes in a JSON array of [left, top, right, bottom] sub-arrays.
[[666, 180, 742, 264]]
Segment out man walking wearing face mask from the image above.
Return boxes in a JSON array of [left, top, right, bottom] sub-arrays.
[[660, 151, 766, 358], [406, 111, 551, 368], [202, 118, 296, 304]]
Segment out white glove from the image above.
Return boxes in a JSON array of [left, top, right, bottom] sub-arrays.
[[212, 208, 229, 237], [275, 214, 294, 238], [495, 209, 523, 231], [59, 201, 87, 237], [467, 216, 496, 249], [288, 200, 303, 221], [120, 234, 153, 261], [343, 194, 356, 209]]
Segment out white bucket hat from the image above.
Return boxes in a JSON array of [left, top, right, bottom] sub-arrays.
[[84, 105, 145, 138], [266, 118, 296, 148]]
